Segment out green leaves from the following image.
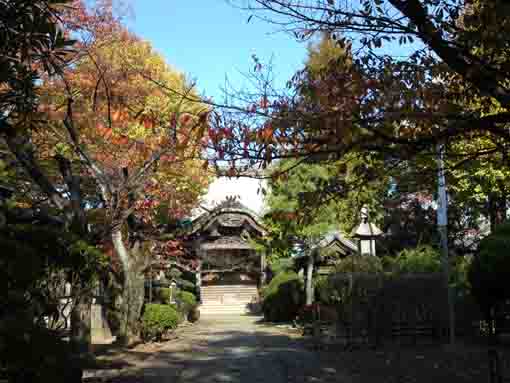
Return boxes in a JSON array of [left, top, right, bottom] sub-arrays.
[[0, 0, 75, 122], [468, 221, 510, 312]]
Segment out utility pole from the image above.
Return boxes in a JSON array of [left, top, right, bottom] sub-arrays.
[[437, 143, 455, 345]]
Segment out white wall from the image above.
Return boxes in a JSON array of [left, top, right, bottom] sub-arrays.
[[193, 176, 266, 217]]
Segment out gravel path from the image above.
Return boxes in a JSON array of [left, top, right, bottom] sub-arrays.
[[86, 315, 349, 383]]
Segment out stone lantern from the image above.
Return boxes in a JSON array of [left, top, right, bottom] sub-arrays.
[[353, 206, 382, 256]]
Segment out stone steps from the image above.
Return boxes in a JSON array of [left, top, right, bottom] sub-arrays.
[[200, 285, 259, 314], [199, 306, 251, 314]]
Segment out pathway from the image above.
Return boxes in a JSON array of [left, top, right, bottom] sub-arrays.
[[86, 314, 347, 383]]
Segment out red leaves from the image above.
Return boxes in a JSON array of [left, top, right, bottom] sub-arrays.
[[142, 117, 154, 130], [260, 96, 269, 109], [270, 211, 297, 222], [179, 113, 192, 126], [208, 127, 218, 143], [222, 127, 234, 139], [160, 154, 176, 162], [170, 113, 177, 130]]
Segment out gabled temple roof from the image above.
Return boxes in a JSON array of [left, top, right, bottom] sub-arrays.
[[315, 231, 358, 253], [189, 197, 266, 236], [293, 231, 358, 262]]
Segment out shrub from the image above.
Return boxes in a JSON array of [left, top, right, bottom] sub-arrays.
[[1, 322, 82, 383], [261, 271, 303, 322], [141, 304, 180, 341], [153, 287, 172, 304], [386, 245, 441, 274], [314, 276, 334, 305], [0, 225, 104, 382], [175, 291, 197, 316], [334, 255, 383, 273], [269, 258, 295, 275], [468, 221, 510, 318]]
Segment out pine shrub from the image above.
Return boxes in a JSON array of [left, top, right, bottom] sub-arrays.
[[261, 271, 303, 322], [469, 221, 510, 316], [141, 304, 180, 341], [153, 287, 172, 304], [176, 291, 197, 316]]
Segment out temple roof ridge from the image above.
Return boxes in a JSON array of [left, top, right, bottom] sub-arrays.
[[316, 230, 358, 252], [190, 196, 266, 235]]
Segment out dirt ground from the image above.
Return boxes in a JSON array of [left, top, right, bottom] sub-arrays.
[[84, 315, 497, 383]]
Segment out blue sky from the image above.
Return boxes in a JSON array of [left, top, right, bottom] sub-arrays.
[[128, 1, 309, 102]]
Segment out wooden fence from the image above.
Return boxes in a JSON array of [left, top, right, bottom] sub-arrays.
[[315, 272, 451, 347]]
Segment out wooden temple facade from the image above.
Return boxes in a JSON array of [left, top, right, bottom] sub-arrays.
[[186, 197, 267, 314]]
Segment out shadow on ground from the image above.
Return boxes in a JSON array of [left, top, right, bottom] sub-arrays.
[[85, 316, 340, 383]]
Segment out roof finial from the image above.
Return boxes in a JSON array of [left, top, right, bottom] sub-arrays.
[[360, 205, 369, 224], [353, 205, 382, 238]]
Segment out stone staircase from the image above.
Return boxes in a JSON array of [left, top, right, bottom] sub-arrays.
[[199, 285, 259, 315]]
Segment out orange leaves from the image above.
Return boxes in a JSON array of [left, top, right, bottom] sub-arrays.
[[256, 121, 274, 143], [96, 122, 113, 139], [37, 7, 212, 227], [111, 135, 129, 146]]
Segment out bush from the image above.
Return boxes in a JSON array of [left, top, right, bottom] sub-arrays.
[[385, 245, 441, 274], [1, 322, 82, 383], [153, 287, 172, 304], [269, 258, 295, 275], [314, 276, 334, 305], [334, 255, 383, 273], [469, 221, 510, 317], [261, 271, 303, 322], [175, 291, 197, 316], [0, 225, 105, 382], [141, 304, 180, 341]]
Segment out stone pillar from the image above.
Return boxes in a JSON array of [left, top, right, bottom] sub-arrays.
[[260, 251, 267, 286], [305, 254, 315, 305]]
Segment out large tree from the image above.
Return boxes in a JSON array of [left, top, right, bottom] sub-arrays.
[[1, 1, 211, 345]]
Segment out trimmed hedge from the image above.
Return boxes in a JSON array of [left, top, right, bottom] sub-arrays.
[[176, 291, 197, 316], [334, 255, 383, 273], [385, 245, 441, 274], [153, 287, 172, 304], [469, 221, 510, 316], [141, 304, 180, 341], [261, 271, 303, 322]]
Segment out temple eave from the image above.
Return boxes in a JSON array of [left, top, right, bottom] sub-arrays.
[[201, 243, 254, 250]]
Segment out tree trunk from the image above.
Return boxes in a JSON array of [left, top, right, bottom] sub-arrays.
[[117, 265, 145, 345], [70, 297, 92, 354], [112, 229, 145, 346]]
